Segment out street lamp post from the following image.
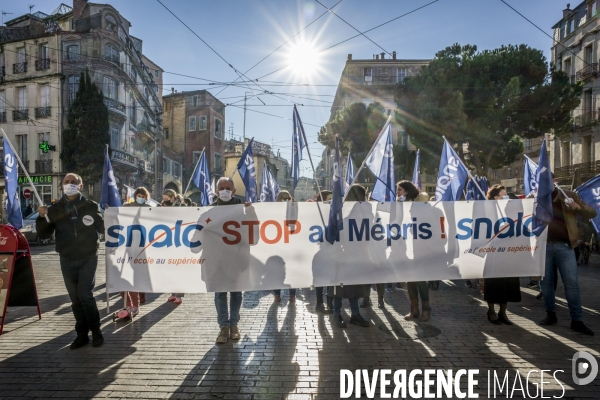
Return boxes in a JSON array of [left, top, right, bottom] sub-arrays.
[[243, 91, 265, 141]]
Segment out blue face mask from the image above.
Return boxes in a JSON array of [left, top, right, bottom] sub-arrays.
[[135, 197, 146, 205]]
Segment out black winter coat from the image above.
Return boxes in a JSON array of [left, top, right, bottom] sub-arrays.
[[36, 195, 104, 260]]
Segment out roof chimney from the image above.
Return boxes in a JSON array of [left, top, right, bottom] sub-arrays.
[[73, 0, 88, 21], [171, 87, 174, 94], [347, 54, 352, 61], [563, 3, 574, 19], [392, 51, 397, 60], [381, 52, 385, 60], [375, 54, 379, 60]]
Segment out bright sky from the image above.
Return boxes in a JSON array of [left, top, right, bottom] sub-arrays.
[[22, 0, 570, 176]]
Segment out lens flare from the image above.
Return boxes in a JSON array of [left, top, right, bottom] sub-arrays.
[[287, 41, 320, 77]]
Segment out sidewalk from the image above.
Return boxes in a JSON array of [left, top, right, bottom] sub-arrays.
[[0, 244, 598, 399]]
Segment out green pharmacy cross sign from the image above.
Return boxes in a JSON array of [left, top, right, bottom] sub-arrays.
[[39, 141, 55, 153]]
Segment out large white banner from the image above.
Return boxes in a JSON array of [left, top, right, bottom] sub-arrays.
[[105, 199, 546, 293]]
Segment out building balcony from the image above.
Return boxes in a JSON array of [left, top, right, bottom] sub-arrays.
[[574, 109, 597, 128], [576, 63, 598, 81], [138, 160, 155, 173], [103, 97, 126, 116], [346, 74, 402, 86], [0, 111, 6, 123], [554, 161, 600, 186], [110, 148, 138, 172], [13, 62, 27, 74], [12, 109, 28, 121], [74, 14, 102, 33], [35, 106, 51, 119], [35, 159, 53, 174], [35, 59, 50, 71]]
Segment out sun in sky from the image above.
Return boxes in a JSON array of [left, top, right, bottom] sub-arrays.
[[287, 40, 321, 77]]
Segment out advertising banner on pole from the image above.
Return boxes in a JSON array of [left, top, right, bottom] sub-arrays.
[[105, 199, 546, 293]]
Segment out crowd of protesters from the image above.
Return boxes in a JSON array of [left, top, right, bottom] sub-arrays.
[[35, 172, 595, 350]]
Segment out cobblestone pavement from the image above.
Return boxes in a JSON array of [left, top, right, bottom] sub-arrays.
[[0, 244, 598, 399]]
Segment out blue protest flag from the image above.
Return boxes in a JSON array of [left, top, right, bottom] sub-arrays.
[[3, 135, 23, 229], [575, 175, 600, 234], [237, 138, 258, 202], [260, 162, 280, 202], [365, 124, 396, 202], [291, 105, 307, 189], [344, 153, 354, 196], [434, 139, 469, 201], [465, 179, 476, 201], [191, 151, 214, 206], [532, 138, 553, 236], [524, 156, 538, 196], [326, 136, 344, 244], [478, 176, 489, 199], [412, 149, 422, 190], [100, 146, 122, 208]]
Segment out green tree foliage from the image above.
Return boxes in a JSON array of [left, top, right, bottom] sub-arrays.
[[61, 70, 110, 185], [395, 44, 582, 175], [318, 102, 388, 167]]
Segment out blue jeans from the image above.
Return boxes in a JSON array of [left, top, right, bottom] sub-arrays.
[[542, 242, 583, 321], [273, 289, 296, 296], [60, 255, 101, 334], [333, 297, 360, 316], [215, 292, 242, 328]]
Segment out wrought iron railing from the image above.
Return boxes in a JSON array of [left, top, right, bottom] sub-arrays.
[[346, 74, 404, 85], [574, 109, 597, 128], [35, 159, 53, 174], [554, 161, 600, 186], [0, 112, 6, 123], [138, 160, 155, 173], [74, 14, 102, 33], [111, 149, 137, 169], [576, 63, 598, 81], [12, 109, 28, 121], [35, 107, 51, 119], [103, 97, 126, 113], [13, 62, 27, 74], [35, 59, 50, 71]]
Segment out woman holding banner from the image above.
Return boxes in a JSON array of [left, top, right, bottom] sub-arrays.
[[397, 181, 433, 322], [484, 185, 521, 325]]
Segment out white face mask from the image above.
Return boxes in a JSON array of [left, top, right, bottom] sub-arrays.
[[398, 195, 406, 202], [502, 195, 509, 200], [219, 190, 232, 202], [63, 184, 80, 196], [135, 197, 146, 205]]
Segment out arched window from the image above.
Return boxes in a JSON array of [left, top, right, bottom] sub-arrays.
[[105, 14, 118, 32], [104, 45, 119, 64]]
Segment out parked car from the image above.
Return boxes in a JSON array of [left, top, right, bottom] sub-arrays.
[[19, 212, 54, 245]]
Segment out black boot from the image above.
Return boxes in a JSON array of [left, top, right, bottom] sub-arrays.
[[539, 312, 557, 326], [326, 296, 334, 313], [334, 314, 347, 328], [360, 297, 372, 308], [70, 334, 89, 350], [92, 329, 104, 347], [571, 320, 594, 336]]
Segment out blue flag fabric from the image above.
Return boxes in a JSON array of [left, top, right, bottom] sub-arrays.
[[478, 176, 489, 198], [344, 153, 354, 196], [465, 179, 476, 201], [100, 146, 122, 208], [575, 175, 600, 234], [3, 135, 23, 229], [524, 156, 538, 196], [260, 162, 280, 202], [237, 138, 258, 202], [291, 105, 307, 189], [466, 176, 488, 200], [366, 124, 396, 202], [191, 151, 214, 206], [412, 149, 422, 190], [532, 138, 553, 236], [435, 139, 469, 201], [326, 137, 344, 244]]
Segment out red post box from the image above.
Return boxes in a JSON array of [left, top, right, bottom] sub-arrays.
[[0, 224, 42, 335]]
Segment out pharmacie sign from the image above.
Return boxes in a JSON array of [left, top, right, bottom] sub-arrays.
[[17, 175, 52, 185]]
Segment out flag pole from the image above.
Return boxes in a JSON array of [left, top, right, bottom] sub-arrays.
[[344, 115, 393, 198], [524, 149, 568, 197], [183, 147, 205, 195], [0, 129, 50, 222], [442, 136, 486, 199]]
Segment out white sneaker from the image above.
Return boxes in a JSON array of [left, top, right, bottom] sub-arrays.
[[230, 326, 241, 340], [216, 327, 229, 344]]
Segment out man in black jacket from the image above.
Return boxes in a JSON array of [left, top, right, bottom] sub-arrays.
[[36, 173, 105, 348]]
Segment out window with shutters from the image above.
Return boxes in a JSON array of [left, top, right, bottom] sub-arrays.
[[40, 85, 50, 107], [103, 76, 118, 100]]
